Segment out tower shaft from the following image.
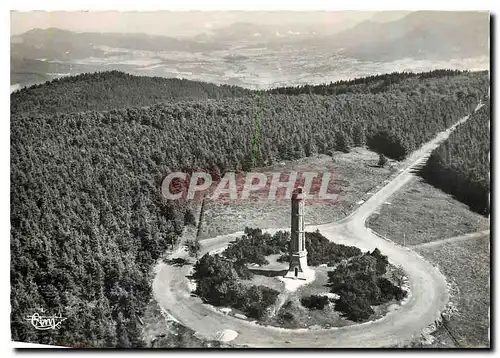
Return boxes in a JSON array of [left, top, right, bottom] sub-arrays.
[[284, 188, 308, 280]]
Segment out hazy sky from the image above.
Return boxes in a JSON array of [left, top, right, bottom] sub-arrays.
[[10, 11, 411, 37]]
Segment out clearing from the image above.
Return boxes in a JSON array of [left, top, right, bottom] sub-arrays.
[[366, 177, 489, 246], [200, 149, 400, 239], [415, 234, 490, 348]]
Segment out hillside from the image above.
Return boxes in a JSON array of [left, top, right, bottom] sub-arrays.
[[10, 70, 489, 347], [303, 11, 489, 61], [268, 69, 469, 96], [11, 28, 222, 61], [11, 71, 252, 115]]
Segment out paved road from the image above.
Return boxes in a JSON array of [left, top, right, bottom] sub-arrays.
[[153, 104, 484, 348]]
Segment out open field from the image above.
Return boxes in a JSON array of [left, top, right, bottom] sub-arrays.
[[422, 237, 490, 347], [199, 149, 400, 239], [415, 234, 490, 348], [12, 41, 489, 90], [366, 177, 489, 246]]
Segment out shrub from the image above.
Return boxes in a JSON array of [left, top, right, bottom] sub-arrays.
[[335, 292, 374, 322], [368, 248, 389, 275], [277, 301, 297, 327], [192, 253, 279, 320], [378, 278, 408, 301], [185, 239, 201, 258], [223, 228, 290, 266], [306, 230, 362, 266], [239, 285, 280, 319], [328, 249, 406, 321], [378, 153, 388, 167], [300, 295, 330, 310]]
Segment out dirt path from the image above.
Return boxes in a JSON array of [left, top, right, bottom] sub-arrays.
[[411, 230, 490, 249], [153, 104, 484, 348]]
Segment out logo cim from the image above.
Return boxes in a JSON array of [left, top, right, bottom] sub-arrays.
[[25, 309, 67, 330]]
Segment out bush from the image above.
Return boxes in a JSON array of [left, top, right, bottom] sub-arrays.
[[277, 301, 297, 327], [225, 228, 361, 267], [233, 260, 253, 279], [185, 239, 201, 258], [223, 228, 290, 266], [306, 230, 362, 266], [237, 285, 280, 319], [335, 292, 374, 322], [192, 253, 279, 320], [368, 248, 389, 275], [300, 295, 330, 310], [327, 249, 406, 321], [377, 278, 408, 301], [378, 154, 388, 167]]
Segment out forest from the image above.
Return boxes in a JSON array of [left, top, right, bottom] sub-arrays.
[[11, 71, 251, 115], [10, 70, 489, 347], [268, 69, 468, 96], [419, 100, 490, 215]]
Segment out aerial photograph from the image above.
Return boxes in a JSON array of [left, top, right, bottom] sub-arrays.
[[10, 9, 490, 349]]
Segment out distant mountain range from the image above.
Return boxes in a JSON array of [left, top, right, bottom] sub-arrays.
[[327, 11, 490, 60], [192, 11, 489, 61], [10, 11, 489, 90], [11, 28, 224, 61], [12, 11, 489, 61]]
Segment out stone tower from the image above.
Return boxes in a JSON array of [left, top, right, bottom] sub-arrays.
[[284, 187, 309, 280]]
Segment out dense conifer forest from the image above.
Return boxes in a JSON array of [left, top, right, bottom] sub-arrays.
[[419, 100, 490, 215], [10, 70, 489, 347], [11, 71, 252, 115]]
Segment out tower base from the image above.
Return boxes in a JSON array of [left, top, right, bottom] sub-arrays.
[[284, 251, 308, 280]]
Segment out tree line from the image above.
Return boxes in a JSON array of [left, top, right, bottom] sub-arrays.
[[419, 100, 490, 215], [11, 70, 252, 115]]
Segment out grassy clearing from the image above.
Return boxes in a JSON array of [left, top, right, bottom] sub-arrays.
[[263, 267, 350, 329], [239, 274, 285, 292], [416, 235, 490, 348], [200, 149, 399, 239], [260, 264, 404, 329], [366, 177, 489, 246]]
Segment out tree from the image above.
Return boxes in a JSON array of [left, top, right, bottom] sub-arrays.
[[389, 265, 406, 287], [184, 209, 197, 226], [378, 154, 388, 168], [185, 239, 201, 259], [335, 131, 351, 153], [352, 123, 366, 147], [305, 137, 318, 157]]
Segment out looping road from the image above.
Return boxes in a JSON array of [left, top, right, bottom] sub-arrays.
[[153, 105, 483, 348]]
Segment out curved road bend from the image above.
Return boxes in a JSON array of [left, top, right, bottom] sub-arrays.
[[153, 105, 483, 348]]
